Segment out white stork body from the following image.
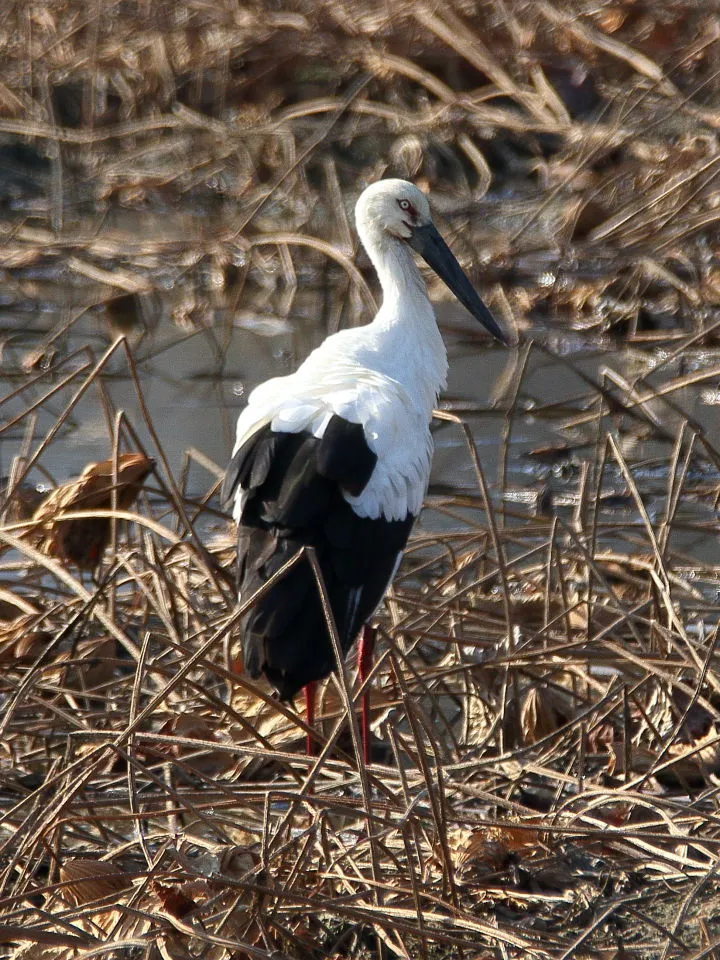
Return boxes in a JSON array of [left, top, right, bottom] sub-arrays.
[[230, 296, 445, 521], [222, 179, 504, 706]]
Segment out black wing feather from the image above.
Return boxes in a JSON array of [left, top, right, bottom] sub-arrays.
[[317, 416, 377, 494], [223, 416, 412, 700], [220, 426, 272, 509]]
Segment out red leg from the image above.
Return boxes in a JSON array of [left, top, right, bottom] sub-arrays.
[[304, 681, 316, 757], [358, 625, 376, 765]]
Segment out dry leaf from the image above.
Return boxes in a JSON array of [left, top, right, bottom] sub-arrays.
[[587, 719, 616, 756], [0, 614, 51, 664], [50, 637, 118, 689], [521, 687, 561, 744], [60, 859, 131, 906], [441, 823, 544, 880], [152, 880, 197, 919], [216, 844, 259, 881], [609, 726, 720, 786], [660, 725, 720, 786], [31, 453, 154, 569], [142, 713, 233, 774]]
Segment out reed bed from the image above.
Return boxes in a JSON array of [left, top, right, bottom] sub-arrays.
[[0, 0, 716, 343], [1, 1, 720, 958], [2, 335, 720, 958]]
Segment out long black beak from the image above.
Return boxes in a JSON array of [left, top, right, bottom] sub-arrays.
[[409, 223, 507, 345]]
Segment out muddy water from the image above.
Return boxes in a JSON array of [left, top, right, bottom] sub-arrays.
[[3, 300, 512, 481], [2, 271, 720, 568]]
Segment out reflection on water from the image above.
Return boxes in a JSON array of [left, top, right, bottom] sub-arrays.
[[3, 263, 720, 568]]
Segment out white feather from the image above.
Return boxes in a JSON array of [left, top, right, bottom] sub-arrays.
[[231, 180, 449, 524]]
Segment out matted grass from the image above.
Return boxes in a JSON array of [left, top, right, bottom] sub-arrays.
[[0, 0, 716, 344], [1, 1, 720, 958], [2, 337, 720, 958]]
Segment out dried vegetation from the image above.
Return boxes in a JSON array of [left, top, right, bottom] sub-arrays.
[[1, 1, 720, 958]]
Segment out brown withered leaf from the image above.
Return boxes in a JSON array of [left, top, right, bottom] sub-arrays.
[[152, 880, 197, 919], [219, 844, 259, 880], [669, 688, 715, 742], [587, 719, 616, 756], [47, 637, 118, 690], [521, 687, 563, 745], [30, 453, 154, 569], [441, 823, 544, 880], [660, 728, 720, 786], [567, 599, 638, 635], [469, 590, 567, 632], [75, 636, 117, 689], [0, 614, 51, 664], [142, 712, 233, 774], [229, 662, 393, 755], [60, 858, 131, 907], [609, 726, 720, 787], [594, 803, 632, 829]]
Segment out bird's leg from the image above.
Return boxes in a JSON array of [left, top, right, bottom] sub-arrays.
[[358, 625, 376, 765], [304, 681, 316, 756]]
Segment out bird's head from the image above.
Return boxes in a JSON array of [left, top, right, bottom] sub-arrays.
[[355, 179, 432, 241], [355, 178, 507, 345]]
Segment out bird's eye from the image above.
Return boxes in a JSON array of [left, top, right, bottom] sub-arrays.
[[398, 199, 410, 210]]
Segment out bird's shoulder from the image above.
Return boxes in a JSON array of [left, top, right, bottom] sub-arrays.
[[222, 415, 378, 520], [233, 351, 413, 449]]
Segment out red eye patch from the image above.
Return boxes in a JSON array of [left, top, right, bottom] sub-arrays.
[[397, 198, 418, 221]]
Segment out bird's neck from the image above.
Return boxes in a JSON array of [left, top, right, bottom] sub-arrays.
[[361, 232, 433, 329], [370, 237, 426, 314], [363, 232, 448, 410]]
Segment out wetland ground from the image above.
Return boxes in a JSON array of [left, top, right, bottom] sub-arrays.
[[1, 2, 720, 957]]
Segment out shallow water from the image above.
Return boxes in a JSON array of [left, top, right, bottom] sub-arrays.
[[1, 296, 593, 482], [2, 223, 720, 571]]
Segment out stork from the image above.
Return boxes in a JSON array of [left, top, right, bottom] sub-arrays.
[[222, 179, 506, 761]]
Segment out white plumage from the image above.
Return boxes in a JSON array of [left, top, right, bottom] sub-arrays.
[[223, 177, 505, 715], [232, 358, 435, 521], [230, 180, 451, 524]]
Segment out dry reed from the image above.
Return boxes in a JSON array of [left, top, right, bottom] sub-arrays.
[[1, 1, 720, 958]]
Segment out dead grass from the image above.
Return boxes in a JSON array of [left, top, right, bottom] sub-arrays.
[[2, 333, 720, 957], [0, 0, 717, 343], [1, 1, 720, 958]]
